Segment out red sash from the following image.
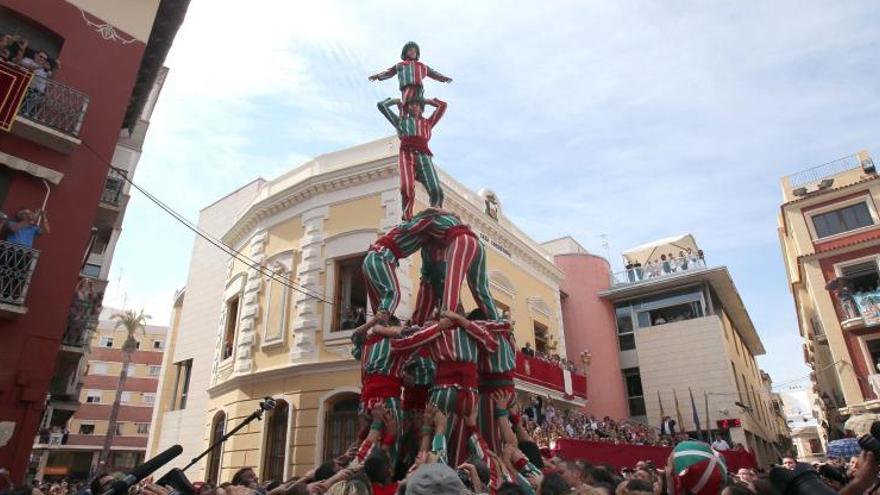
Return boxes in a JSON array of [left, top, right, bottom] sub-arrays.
[[400, 136, 432, 156], [478, 371, 515, 391], [362, 374, 402, 401], [402, 384, 430, 411], [435, 361, 478, 389], [372, 237, 404, 260]]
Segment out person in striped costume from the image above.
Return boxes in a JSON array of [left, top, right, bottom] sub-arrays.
[[410, 243, 445, 325], [397, 348, 436, 471], [361, 210, 442, 321], [368, 41, 452, 106], [418, 208, 501, 321], [390, 310, 497, 466], [473, 312, 516, 454], [377, 97, 446, 221], [350, 316, 407, 465]]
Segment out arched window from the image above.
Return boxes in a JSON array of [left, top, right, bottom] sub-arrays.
[[205, 411, 226, 485], [323, 394, 359, 461], [262, 400, 289, 481]]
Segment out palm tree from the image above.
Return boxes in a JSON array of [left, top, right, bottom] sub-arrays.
[[98, 309, 150, 470]]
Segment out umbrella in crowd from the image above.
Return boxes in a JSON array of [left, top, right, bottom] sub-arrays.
[[826, 438, 862, 459]]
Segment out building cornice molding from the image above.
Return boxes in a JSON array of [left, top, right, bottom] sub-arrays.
[[222, 153, 562, 288], [223, 158, 397, 247], [207, 359, 359, 397]]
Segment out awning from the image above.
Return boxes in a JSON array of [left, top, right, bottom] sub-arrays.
[[0, 150, 63, 184], [622, 234, 699, 265]]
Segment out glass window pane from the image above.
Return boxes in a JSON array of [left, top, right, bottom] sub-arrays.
[[629, 397, 647, 416], [812, 202, 874, 238], [618, 333, 635, 351]]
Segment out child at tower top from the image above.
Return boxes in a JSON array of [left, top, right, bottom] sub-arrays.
[[368, 41, 452, 105]]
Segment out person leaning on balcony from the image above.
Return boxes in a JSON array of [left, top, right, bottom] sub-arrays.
[[20, 51, 57, 117], [5, 208, 49, 248]]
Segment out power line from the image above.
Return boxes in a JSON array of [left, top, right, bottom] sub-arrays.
[[80, 142, 336, 306]]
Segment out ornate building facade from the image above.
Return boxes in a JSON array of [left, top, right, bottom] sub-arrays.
[[148, 137, 588, 481]]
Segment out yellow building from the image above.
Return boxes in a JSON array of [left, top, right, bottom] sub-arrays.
[[778, 150, 880, 441], [148, 137, 587, 482]]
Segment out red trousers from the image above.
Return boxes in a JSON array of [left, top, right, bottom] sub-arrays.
[[399, 149, 443, 221], [441, 233, 496, 318]]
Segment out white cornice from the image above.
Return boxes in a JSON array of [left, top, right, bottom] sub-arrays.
[[223, 158, 397, 247], [207, 359, 359, 397], [221, 144, 563, 287]]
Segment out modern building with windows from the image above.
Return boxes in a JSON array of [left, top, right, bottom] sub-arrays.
[[31, 308, 167, 480], [147, 137, 588, 481], [0, 1, 187, 481], [778, 150, 880, 440], [597, 235, 789, 466]]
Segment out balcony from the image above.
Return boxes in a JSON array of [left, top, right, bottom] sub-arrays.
[[61, 298, 99, 351], [100, 175, 125, 208], [10, 71, 89, 153], [829, 283, 880, 330], [781, 151, 875, 202], [514, 353, 587, 398], [610, 254, 707, 288], [0, 240, 40, 317]]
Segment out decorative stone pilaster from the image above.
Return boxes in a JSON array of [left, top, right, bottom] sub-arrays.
[[290, 206, 329, 363], [380, 190, 413, 318], [234, 229, 267, 374]]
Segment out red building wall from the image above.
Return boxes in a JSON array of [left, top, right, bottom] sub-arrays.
[[0, 1, 147, 478], [553, 253, 629, 419], [819, 245, 880, 401]]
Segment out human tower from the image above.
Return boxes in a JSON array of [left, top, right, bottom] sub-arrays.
[[348, 42, 524, 479]]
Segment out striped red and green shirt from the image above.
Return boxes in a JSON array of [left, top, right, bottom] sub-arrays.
[[378, 98, 446, 140], [357, 333, 405, 377], [391, 320, 497, 364], [373, 60, 450, 90], [404, 349, 435, 386], [477, 321, 517, 374]]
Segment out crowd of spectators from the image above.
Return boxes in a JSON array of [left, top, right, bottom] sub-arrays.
[[622, 249, 705, 283], [0, 32, 61, 119], [7, 429, 880, 495], [520, 343, 579, 373]]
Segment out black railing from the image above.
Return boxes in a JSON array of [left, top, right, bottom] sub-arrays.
[[0, 240, 39, 306], [18, 76, 89, 137], [101, 175, 125, 206], [63, 299, 99, 346]]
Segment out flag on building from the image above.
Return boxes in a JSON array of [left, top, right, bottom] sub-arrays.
[[0, 60, 33, 131], [689, 387, 703, 441]]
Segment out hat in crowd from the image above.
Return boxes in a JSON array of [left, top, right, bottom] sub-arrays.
[[672, 441, 728, 495], [405, 463, 465, 495]]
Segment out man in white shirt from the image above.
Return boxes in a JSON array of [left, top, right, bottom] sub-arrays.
[[711, 437, 731, 451]]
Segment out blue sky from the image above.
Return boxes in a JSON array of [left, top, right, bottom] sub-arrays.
[[104, 1, 880, 390]]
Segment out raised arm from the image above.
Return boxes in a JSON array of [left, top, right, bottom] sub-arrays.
[[368, 64, 397, 81], [390, 322, 443, 352], [442, 310, 497, 353], [370, 323, 402, 338], [426, 66, 452, 83], [426, 98, 447, 127], [376, 98, 401, 130]]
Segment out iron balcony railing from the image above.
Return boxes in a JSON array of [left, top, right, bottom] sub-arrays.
[[610, 254, 707, 287], [18, 76, 89, 138], [100, 175, 125, 206], [0, 240, 39, 306], [785, 154, 861, 189], [63, 298, 100, 346]]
